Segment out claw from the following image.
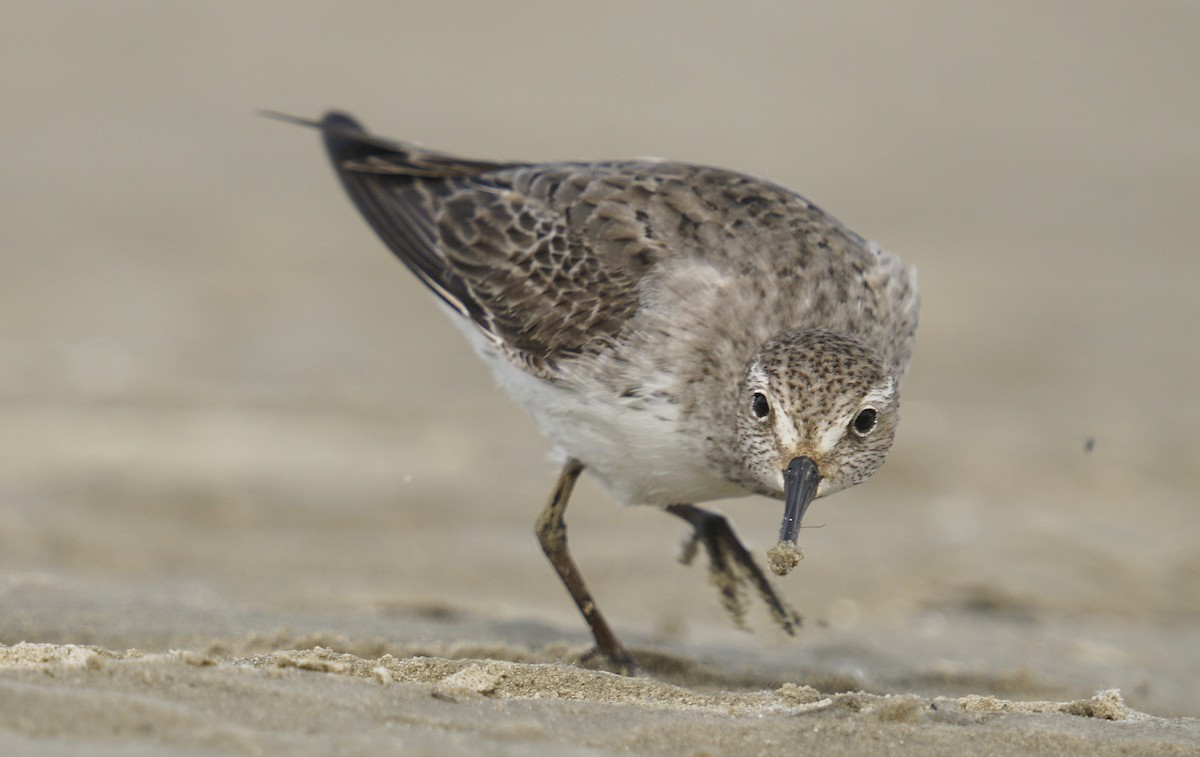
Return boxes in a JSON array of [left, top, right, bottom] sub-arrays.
[[677, 529, 701, 567]]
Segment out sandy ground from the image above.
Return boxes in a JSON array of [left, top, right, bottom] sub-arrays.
[[2, 2, 1199, 754]]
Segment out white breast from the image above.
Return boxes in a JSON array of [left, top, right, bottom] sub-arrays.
[[453, 318, 746, 506]]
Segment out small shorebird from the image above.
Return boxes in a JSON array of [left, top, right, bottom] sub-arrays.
[[274, 111, 919, 674]]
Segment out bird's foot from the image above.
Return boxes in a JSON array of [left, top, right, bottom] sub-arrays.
[[577, 646, 648, 677], [667, 504, 802, 634]]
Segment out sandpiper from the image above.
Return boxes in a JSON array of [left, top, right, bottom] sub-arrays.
[[275, 111, 919, 673]]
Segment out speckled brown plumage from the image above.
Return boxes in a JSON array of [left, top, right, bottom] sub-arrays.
[[279, 110, 920, 673], [312, 113, 915, 384]]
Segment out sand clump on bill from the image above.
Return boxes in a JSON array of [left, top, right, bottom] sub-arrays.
[[767, 541, 804, 576]]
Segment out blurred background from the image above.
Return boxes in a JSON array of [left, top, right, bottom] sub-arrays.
[[2, 1, 1197, 716]]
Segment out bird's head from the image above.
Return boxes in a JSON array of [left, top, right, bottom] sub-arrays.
[[734, 329, 900, 542]]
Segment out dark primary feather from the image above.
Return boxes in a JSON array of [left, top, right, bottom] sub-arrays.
[[310, 111, 666, 373], [316, 112, 507, 334]]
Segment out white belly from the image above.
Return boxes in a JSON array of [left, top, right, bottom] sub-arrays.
[[456, 321, 746, 506]]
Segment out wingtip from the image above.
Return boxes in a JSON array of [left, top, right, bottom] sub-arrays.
[[259, 108, 365, 134], [258, 109, 320, 128], [319, 110, 362, 131], [261, 108, 394, 163], [317, 111, 373, 161]]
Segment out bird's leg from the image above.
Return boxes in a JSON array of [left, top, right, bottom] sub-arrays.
[[664, 504, 802, 634], [535, 458, 643, 675]]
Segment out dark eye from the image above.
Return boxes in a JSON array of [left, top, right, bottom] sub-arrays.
[[752, 392, 770, 419], [851, 408, 878, 437]]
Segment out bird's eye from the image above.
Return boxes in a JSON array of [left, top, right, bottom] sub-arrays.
[[752, 392, 770, 419], [851, 407, 878, 437]]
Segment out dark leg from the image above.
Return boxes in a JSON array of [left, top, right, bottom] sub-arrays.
[[535, 458, 642, 675], [665, 504, 801, 634]]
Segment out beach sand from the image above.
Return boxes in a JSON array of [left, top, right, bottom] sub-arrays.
[[2, 2, 1198, 754]]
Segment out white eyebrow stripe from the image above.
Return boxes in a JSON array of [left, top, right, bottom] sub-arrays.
[[816, 422, 843, 457], [747, 361, 803, 453], [861, 377, 896, 408], [816, 377, 895, 456], [775, 411, 801, 452], [747, 361, 768, 389]]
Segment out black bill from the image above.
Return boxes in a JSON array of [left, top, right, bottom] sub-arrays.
[[779, 456, 820, 544]]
